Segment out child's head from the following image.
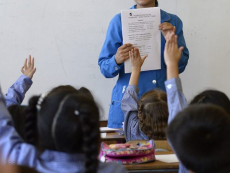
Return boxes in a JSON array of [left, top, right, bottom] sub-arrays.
[[190, 89, 230, 115], [13, 85, 100, 173], [138, 89, 168, 140], [167, 104, 230, 173]]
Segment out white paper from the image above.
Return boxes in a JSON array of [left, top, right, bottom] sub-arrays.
[[100, 127, 121, 132], [100, 133, 106, 138], [121, 7, 161, 73], [155, 154, 179, 163]]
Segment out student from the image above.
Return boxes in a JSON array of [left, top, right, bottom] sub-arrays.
[[121, 48, 168, 142], [190, 90, 230, 114], [5, 55, 36, 107], [4, 56, 36, 144], [0, 85, 127, 173], [164, 32, 230, 173], [98, 0, 189, 128]]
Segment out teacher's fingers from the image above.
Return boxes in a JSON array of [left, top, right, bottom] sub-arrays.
[[162, 26, 173, 30], [159, 23, 173, 30]]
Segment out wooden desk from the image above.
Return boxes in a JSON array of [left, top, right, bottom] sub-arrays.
[[125, 152, 179, 173], [101, 132, 125, 142]]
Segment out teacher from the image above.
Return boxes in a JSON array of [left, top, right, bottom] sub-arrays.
[[98, 0, 189, 128]]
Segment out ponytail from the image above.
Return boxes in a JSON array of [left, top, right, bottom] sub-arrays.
[[80, 107, 100, 173], [25, 96, 40, 145]]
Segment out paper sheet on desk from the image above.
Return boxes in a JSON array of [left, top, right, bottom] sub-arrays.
[[100, 127, 121, 132], [100, 133, 106, 138], [121, 7, 161, 73], [155, 154, 179, 163]]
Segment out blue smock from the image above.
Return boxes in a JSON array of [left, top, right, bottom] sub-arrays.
[[98, 5, 189, 128]]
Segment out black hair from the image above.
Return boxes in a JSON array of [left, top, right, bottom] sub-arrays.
[[190, 90, 230, 115], [37, 85, 100, 173], [156, 0, 158, 7], [8, 96, 38, 145], [8, 105, 27, 140], [167, 104, 230, 173]]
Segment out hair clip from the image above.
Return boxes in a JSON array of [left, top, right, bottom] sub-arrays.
[[36, 92, 49, 111], [74, 110, 80, 116], [197, 96, 206, 104]]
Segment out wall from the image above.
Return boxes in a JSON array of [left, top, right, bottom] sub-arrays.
[[0, 0, 229, 119]]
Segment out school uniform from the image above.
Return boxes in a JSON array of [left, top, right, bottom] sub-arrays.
[[121, 85, 149, 141], [98, 5, 189, 128], [0, 86, 127, 173], [5, 75, 33, 107], [165, 77, 188, 173]]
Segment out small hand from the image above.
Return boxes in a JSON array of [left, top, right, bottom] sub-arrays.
[[115, 43, 133, 65], [129, 48, 147, 71], [159, 22, 175, 40], [21, 55, 36, 79], [164, 32, 184, 67]]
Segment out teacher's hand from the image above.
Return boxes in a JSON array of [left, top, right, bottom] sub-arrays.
[[115, 43, 133, 65], [159, 22, 175, 40]]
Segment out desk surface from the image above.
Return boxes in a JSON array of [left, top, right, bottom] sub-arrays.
[[125, 152, 179, 173], [101, 132, 125, 141]]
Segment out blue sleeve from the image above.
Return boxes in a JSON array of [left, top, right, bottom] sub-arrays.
[[5, 75, 33, 107], [174, 16, 189, 74], [0, 86, 37, 166], [98, 14, 123, 78], [121, 85, 139, 141], [121, 85, 149, 141], [165, 77, 187, 124], [165, 77, 188, 173]]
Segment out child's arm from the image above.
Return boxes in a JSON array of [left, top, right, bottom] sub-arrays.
[[121, 48, 148, 141], [5, 55, 36, 107], [128, 48, 147, 86], [164, 29, 190, 173], [0, 85, 37, 165], [164, 31, 187, 123]]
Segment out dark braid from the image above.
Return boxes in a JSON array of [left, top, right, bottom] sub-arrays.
[[24, 96, 40, 145], [8, 105, 27, 140], [80, 105, 100, 173]]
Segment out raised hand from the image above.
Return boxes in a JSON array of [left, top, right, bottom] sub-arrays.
[[164, 32, 184, 79], [164, 32, 184, 66], [129, 48, 147, 71], [129, 48, 147, 86], [21, 55, 36, 79]]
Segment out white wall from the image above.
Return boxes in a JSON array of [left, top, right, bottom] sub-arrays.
[[0, 0, 229, 119], [159, 0, 230, 103]]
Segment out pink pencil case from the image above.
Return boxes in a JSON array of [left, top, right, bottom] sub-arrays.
[[99, 140, 155, 164]]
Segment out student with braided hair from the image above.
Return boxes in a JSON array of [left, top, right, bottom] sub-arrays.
[[0, 84, 127, 173]]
